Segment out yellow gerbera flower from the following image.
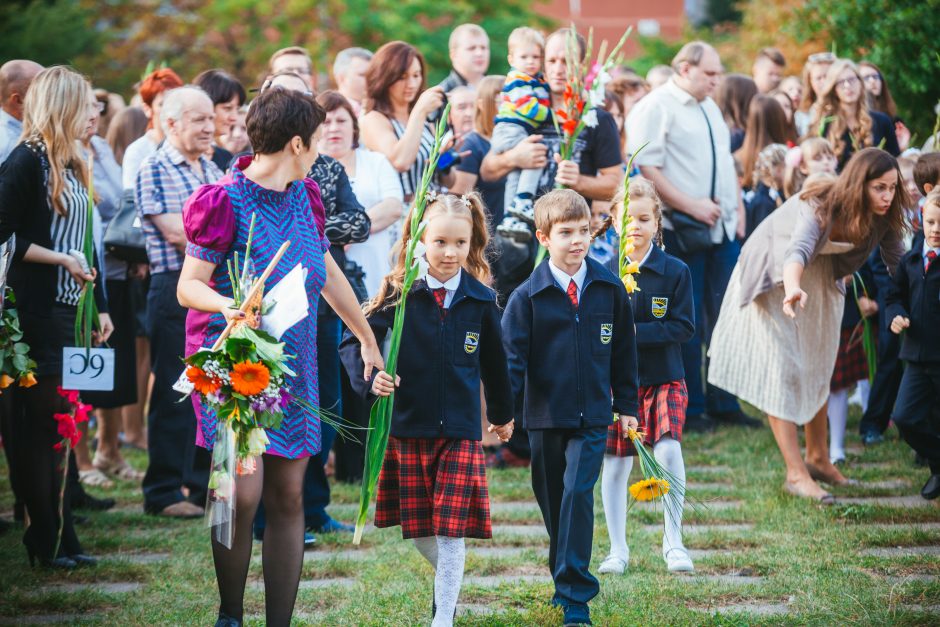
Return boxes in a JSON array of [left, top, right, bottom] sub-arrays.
[[629, 477, 670, 501]]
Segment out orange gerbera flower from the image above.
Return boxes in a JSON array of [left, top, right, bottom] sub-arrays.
[[230, 361, 270, 396], [187, 366, 221, 396], [629, 478, 670, 501]]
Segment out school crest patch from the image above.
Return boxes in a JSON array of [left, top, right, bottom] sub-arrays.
[[464, 332, 480, 354], [600, 323, 613, 345], [651, 297, 669, 319]]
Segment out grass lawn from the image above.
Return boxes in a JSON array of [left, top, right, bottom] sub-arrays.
[[1, 404, 938, 625]]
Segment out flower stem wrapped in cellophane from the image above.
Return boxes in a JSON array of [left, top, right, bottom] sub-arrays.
[[353, 103, 453, 545]]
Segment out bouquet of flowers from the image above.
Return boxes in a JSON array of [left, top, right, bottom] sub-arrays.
[[181, 215, 297, 548], [52, 386, 91, 558], [553, 25, 632, 167], [353, 103, 452, 545], [623, 428, 687, 525], [617, 152, 646, 295], [0, 288, 38, 391]]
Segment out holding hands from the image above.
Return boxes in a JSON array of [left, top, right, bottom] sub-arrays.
[[487, 419, 514, 443], [370, 370, 400, 397]]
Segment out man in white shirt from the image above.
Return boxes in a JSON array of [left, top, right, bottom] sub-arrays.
[[0, 60, 43, 165], [627, 41, 754, 431]]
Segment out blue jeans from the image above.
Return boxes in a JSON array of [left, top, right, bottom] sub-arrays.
[[254, 316, 342, 534], [662, 230, 741, 416]]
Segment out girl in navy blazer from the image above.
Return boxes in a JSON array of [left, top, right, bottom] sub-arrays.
[[340, 192, 513, 627], [597, 177, 697, 575]]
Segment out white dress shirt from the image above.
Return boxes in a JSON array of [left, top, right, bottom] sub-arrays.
[[626, 77, 739, 243], [426, 268, 462, 308], [0, 109, 23, 166], [548, 259, 587, 301]]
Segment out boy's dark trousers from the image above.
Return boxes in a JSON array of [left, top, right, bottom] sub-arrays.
[[892, 362, 940, 473], [529, 426, 607, 608]]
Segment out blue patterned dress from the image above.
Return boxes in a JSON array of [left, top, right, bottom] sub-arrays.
[[183, 156, 330, 458]]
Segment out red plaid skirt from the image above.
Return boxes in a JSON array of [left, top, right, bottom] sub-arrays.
[[606, 380, 688, 457], [831, 326, 869, 391], [374, 437, 492, 539]]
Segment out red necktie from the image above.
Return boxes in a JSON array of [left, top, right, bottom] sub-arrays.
[[926, 250, 937, 275], [566, 279, 579, 309], [432, 287, 448, 318]]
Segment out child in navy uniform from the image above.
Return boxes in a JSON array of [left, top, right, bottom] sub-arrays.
[[886, 189, 940, 500], [596, 177, 696, 575], [502, 189, 638, 627], [340, 192, 514, 627]]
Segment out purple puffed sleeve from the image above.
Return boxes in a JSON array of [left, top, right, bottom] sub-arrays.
[[302, 178, 330, 253], [183, 184, 236, 265]]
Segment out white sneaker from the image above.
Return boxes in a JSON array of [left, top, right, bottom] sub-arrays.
[[598, 550, 629, 574], [663, 546, 694, 573]]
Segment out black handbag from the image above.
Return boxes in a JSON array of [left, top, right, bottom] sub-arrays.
[[342, 259, 369, 304], [103, 188, 148, 264], [670, 104, 720, 256]]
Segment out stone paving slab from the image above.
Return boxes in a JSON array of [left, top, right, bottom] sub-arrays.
[[686, 466, 731, 475], [687, 482, 734, 492], [100, 552, 170, 564], [885, 574, 938, 583], [491, 524, 549, 538], [458, 603, 502, 616], [695, 573, 766, 585], [709, 602, 791, 616], [250, 577, 356, 591], [637, 499, 743, 512], [855, 479, 910, 489], [490, 501, 541, 515], [468, 546, 549, 559], [0, 614, 105, 625], [859, 522, 940, 532], [464, 574, 552, 587], [35, 582, 141, 595], [839, 496, 938, 508], [688, 548, 735, 560], [855, 462, 892, 470], [901, 604, 940, 613], [301, 549, 373, 562], [861, 546, 940, 558], [642, 523, 754, 534]]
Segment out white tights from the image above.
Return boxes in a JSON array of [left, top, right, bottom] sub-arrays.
[[601, 435, 687, 560], [413, 536, 465, 627], [828, 389, 848, 462]]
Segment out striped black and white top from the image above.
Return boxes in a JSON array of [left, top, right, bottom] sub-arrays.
[[389, 117, 435, 200], [51, 168, 91, 306]]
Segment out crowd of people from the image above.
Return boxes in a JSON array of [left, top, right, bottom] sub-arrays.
[[0, 21, 938, 627]]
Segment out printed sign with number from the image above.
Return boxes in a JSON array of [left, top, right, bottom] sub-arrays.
[[62, 347, 115, 391]]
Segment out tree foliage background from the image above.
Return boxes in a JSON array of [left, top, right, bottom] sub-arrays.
[[0, 0, 936, 138]]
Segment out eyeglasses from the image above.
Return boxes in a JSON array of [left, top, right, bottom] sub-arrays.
[[836, 76, 860, 89], [808, 52, 837, 63], [861, 73, 882, 83]]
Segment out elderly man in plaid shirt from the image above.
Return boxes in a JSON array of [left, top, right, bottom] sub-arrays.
[[135, 85, 222, 518]]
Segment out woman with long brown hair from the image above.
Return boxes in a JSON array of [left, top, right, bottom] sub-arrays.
[[715, 73, 758, 153], [735, 94, 797, 190], [811, 59, 899, 170], [0, 66, 113, 567], [359, 41, 455, 201], [795, 51, 835, 137], [859, 60, 910, 152], [709, 148, 908, 503]]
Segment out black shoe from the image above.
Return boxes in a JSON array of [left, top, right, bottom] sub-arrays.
[[72, 493, 116, 511], [27, 550, 77, 569], [684, 413, 715, 433], [711, 410, 763, 429], [311, 517, 354, 534], [68, 553, 98, 566], [861, 430, 884, 446], [214, 611, 242, 627], [562, 603, 592, 626], [921, 474, 940, 500]]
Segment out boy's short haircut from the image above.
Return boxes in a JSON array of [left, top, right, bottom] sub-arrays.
[[923, 187, 940, 213], [508, 27, 544, 55], [913, 152, 940, 195], [535, 189, 591, 234], [449, 24, 488, 50]]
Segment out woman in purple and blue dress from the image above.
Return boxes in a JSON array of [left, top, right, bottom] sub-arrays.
[[177, 87, 383, 627]]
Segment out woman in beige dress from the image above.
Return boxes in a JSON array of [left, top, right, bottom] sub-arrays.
[[709, 148, 909, 502]]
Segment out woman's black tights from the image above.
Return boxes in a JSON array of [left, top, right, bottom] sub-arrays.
[[5, 376, 82, 560], [212, 454, 309, 626]]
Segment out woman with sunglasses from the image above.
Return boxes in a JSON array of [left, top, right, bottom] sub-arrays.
[[811, 59, 900, 171]]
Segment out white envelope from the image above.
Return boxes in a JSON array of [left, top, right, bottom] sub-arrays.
[[260, 263, 310, 340]]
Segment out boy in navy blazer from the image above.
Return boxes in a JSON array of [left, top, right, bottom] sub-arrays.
[[502, 189, 638, 626], [887, 190, 940, 500]]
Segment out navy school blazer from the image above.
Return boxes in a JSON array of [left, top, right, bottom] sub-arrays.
[[885, 246, 940, 365], [608, 245, 695, 386], [501, 256, 639, 430], [339, 271, 513, 440]]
